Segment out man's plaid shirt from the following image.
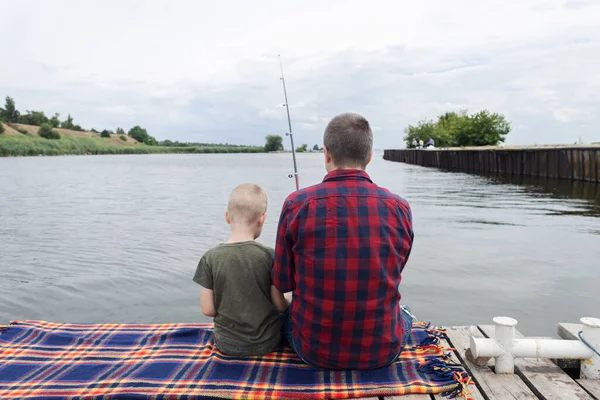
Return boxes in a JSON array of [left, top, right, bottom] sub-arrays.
[[272, 169, 414, 369]]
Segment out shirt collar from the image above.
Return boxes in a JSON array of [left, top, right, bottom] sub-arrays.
[[322, 169, 373, 183]]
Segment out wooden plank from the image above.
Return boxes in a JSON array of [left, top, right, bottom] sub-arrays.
[[558, 322, 582, 340], [479, 325, 593, 400], [573, 150, 583, 181], [347, 398, 378, 400], [578, 380, 600, 399], [445, 326, 536, 399], [583, 150, 592, 182], [432, 333, 485, 400], [346, 397, 378, 400]]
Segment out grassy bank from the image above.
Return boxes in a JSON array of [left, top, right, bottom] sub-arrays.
[[0, 134, 265, 157]]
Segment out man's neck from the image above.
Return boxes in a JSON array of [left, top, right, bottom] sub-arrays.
[[327, 166, 366, 173]]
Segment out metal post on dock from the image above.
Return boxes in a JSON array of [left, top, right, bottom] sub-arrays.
[[469, 316, 600, 379]]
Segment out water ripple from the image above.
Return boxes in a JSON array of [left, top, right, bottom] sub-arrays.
[[1, 153, 599, 336]]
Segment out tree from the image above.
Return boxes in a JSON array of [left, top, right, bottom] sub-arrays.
[[264, 135, 284, 152], [296, 144, 308, 152], [60, 114, 75, 129], [38, 123, 60, 139], [128, 125, 150, 144], [403, 119, 437, 148], [0, 123, 5, 134], [312, 144, 319, 151], [49, 113, 60, 128], [148, 136, 158, 146], [453, 110, 510, 147], [116, 127, 125, 135], [403, 109, 510, 148], [100, 129, 111, 138], [0, 97, 20, 123], [19, 110, 48, 126]]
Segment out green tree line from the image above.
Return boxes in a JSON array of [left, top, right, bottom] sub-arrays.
[[404, 109, 511, 148], [1, 96, 317, 155], [0, 96, 159, 145]]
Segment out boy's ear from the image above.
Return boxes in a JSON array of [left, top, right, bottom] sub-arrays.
[[225, 210, 231, 224], [258, 213, 267, 226]]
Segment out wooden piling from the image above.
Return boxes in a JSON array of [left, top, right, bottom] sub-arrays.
[[383, 147, 600, 183]]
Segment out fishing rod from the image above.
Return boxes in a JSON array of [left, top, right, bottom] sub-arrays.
[[278, 54, 300, 191]]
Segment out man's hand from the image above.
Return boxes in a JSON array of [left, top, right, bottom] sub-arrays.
[[200, 287, 216, 317]]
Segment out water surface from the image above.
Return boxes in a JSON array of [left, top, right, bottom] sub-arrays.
[[1, 152, 598, 336]]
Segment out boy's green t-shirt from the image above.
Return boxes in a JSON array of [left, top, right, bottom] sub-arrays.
[[193, 241, 282, 356]]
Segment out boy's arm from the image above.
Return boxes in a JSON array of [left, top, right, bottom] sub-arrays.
[[193, 255, 217, 317], [200, 287, 216, 317], [270, 285, 290, 312]]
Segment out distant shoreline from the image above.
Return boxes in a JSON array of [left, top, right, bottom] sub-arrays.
[[0, 123, 265, 157]]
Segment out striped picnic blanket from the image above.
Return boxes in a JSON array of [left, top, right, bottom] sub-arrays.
[[0, 320, 472, 399]]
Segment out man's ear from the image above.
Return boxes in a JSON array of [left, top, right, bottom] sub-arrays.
[[324, 146, 332, 164], [225, 210, 231, 224], [365, 150, 373, 166]]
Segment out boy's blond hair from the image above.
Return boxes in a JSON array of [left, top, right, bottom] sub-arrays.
[[227, 183, 268, 225]]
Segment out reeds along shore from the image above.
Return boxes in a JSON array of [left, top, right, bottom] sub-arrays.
[[0, 134, 264, 157]]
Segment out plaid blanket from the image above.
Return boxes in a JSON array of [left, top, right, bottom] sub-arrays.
[[0, 320, 472, 399]]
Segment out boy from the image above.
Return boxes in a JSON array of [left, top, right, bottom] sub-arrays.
[[192, 183, 285, 356]]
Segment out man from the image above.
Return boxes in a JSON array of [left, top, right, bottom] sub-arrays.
[[271, 112, 414, 370]]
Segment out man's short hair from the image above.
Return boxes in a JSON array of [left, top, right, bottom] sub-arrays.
[[227, 183, 267, 224], [323, 113, 373, 168]]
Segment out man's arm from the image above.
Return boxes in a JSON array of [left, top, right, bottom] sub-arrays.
[[200, 287, 216, 317], [272, 200, 297, 293], [398, 201, 414, 273]]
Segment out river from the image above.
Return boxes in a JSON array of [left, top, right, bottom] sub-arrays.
[[0, 152, 598, 336]]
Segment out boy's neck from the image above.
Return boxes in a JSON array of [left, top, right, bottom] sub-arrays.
[[227, 227, 257, 243]]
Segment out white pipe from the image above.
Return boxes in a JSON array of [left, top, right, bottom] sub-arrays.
[[470, 337, 503, 358], [512, 339, 592, 359], [470, 337, 592, 359], [494, 316, 517, 374], [580, 317, 600, 380], [468, 316, 600, 380]]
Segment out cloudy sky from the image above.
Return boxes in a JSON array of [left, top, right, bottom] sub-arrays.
[[1, 0, 599, 148]]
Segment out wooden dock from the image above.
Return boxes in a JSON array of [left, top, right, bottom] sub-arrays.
[[349, 322, 600, 400]]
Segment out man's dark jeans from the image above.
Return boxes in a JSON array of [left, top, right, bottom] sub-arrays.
[[280, 304, 414, 368]]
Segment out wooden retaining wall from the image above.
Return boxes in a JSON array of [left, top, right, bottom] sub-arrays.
[[383, 147, 600, 183]]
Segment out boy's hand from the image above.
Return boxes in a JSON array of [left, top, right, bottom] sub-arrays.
[[270, 285, 290, 313]]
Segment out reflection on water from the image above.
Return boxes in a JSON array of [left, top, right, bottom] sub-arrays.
[[0, 153, 598, 338], [482, 174, 600, 217]]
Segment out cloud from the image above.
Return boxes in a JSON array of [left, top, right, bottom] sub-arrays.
[[1, 0, 599, 147], [553, 108, 589, 122]]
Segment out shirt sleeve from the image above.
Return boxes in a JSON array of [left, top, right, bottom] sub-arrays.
[[192, 255, 213, 289], [398, 200, 414, 273], [272, 200, 296, 292]]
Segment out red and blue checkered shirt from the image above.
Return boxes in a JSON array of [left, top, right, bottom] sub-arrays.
[[272, 169, 414, 370]]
